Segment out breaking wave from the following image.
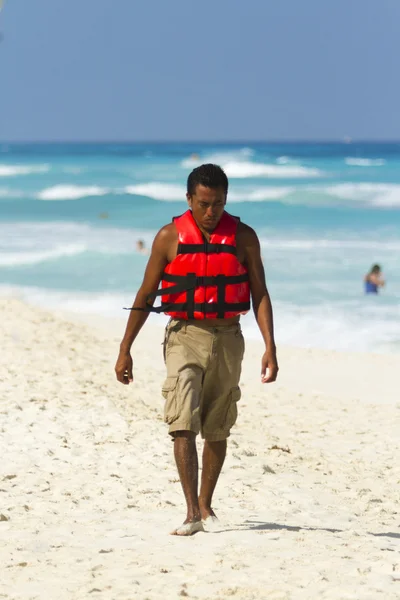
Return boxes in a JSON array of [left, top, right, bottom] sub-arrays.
[[345, 158, 386, 167], [181, 149, 322, 178], [37, 185, 110, 200], [0, 164, 50, 177], [320, 183, 400, 208], [124, 183, 186, 201], [0, 244, 87, 266]]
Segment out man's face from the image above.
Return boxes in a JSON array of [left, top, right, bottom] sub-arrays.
[[187, 185, 226, 232]]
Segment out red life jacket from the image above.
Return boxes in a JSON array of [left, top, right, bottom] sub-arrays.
[[147, 210, 250, 320]]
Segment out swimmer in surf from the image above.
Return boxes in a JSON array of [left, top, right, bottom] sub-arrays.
[[364, 264, 385, 294]]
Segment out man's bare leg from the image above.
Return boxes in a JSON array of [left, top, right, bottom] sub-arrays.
[[199, 439, 227, 522], [171, 431, 204, 536]]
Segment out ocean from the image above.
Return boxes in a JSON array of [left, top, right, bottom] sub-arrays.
[[1, 141, 399, 353]]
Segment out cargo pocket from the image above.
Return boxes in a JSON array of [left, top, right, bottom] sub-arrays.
[[162, 376, 180, 424], [225, 386, 241, 430], [162, 326, 179, 362]]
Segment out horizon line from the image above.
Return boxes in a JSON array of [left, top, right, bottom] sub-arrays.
[[1, 139, 400, 145]]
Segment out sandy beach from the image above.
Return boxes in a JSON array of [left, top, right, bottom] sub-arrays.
[[1, 297, 400, 600]]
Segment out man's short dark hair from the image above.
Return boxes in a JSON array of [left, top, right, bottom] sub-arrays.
[[187, 163, 229, 196]]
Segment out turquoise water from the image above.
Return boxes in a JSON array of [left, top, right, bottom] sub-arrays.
[[1, 142, 400, 352]]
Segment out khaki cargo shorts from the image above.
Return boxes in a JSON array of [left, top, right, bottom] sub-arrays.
[[161, 318, 245, 441]]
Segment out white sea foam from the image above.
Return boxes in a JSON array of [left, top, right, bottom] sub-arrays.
[[229, 187, 293, 202], [0, 222, 156, 268], [0, 244, 87, 266], [10, 178, 400, 209], [37, 185, 110, 200], [345, 158, 386, 167], [181, 151, 322, 178], [30, 180, 400, 207], [124, 183, 186, 201], [367, 189, 400, 207], [259, 238, 400, 251], [181, 148, 254, 169], [257, 301, 400, 352], [319, 183, 400, 208], [0, 164, 50, 177], [124, 182, 293, 203], [223, 161, 322, 178], [121, 180, 400, 208]]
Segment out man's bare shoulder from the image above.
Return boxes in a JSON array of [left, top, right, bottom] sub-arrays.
[[151, 222, 178, 262], [153, 222, 177, 245], [236, 221, 259, 246]]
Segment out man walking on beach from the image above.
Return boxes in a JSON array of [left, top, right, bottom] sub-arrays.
[[115, 164, 278, 535]]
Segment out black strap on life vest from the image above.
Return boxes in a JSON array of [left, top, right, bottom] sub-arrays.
[[125, 272, 250, 318], [177, 242, 237, 256]]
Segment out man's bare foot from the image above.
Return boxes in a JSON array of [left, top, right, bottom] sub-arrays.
[[170, 520, 204, 536], [202, 514, 219, 531], [199, 503, 219, 530], [199, 501, 217, 522]]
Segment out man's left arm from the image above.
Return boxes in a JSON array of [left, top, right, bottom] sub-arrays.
[[241, 225, 279, 383]]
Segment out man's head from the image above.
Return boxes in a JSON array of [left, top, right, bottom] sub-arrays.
[[371, 264, 381, 274], [186, 163, 228, 232]]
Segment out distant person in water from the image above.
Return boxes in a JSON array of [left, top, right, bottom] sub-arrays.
[[136, 240, 149, 256], [364, 264, 385, 294]]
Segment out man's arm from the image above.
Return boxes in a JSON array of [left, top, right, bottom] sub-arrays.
[[241, 224, 278, 383], [115, 225, 172, 384]]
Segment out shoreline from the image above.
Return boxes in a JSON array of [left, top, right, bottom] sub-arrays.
[[2, 297, 400, 599], [2, 284, 400, 356], [34, 298, 400, 405]]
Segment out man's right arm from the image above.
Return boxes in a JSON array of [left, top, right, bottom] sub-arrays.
[[115, 225, 172, 384]]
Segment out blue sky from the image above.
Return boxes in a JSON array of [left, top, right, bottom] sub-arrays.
[[0, 0, 399, 141]]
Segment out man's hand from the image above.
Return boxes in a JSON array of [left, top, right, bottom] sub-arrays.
[[261, 348, 279, 383], [115, 351, 133, 385], [239, 224, 278, 384]]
